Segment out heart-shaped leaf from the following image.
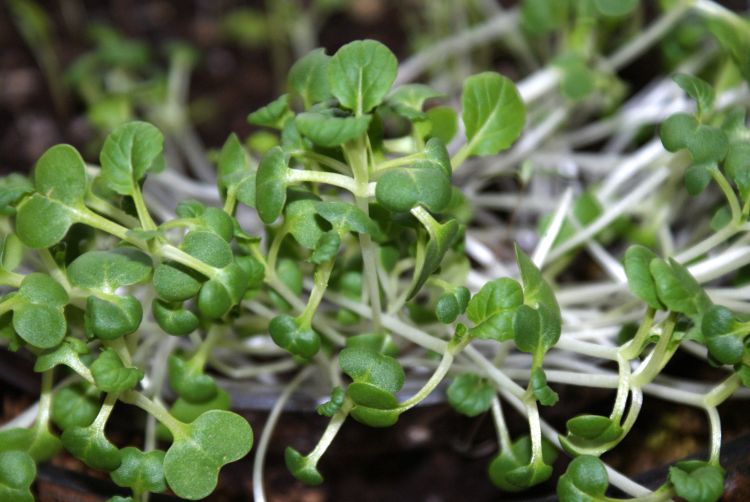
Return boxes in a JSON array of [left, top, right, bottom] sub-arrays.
[[461, 72, 525, 157], [285, 447, 324, 485], [100, 121, 164, 195], [660, 112, 699, 153], [467, 278, 523, 340], [163, 410, 253, 500], [85, 295, 143, 340], [686, 125, 729, 164], [488, 435, 557, 492], [668, 460, 725, 502], [435, 286, 470, 324], [327, 40, 397, 115], [447, 373, 494, 417], [52, 384, 101, 431]]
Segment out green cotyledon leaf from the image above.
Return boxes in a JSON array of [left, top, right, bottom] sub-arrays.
[[466, 278, 523, 341], [295, 112, 372, 147], [668, 460, 725, 502], [100, 121, 164, 196], [288, 48, 332, 109], [557, 455, 609, 501], [68, 248, 152, 292], [163, 410, 253, 500], [446, 373, 494, 417], [489, 435, 557, 492], [327, 39, 397, 115]]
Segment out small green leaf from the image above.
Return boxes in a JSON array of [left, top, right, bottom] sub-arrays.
[[100, 121, 164, 195], [52, 384, 101, 431], [248, 94, 292, 130], [557, 455, 609, 500], [85, 295, 143, 340], [660, 113, 699, 153], [327, 40, 397, 115], [340, 347, 404, 394], [461, 72, 525, 157], [33, 337, 89, 373], [286, 199, 325, 249], [686, 125, 728, 164], [19, 272, 68, 306], [521, 0, 568, 35], [310, 231, 340, 264], [315, 201, 382, 237], [13, 302, 66, 349], [0, 173, 33, 214], [530, 367, 559, 406], [387, 84, 443, 120], [152, 300, 199, 336], [68, 248, 152, 291], [515, 244, 560, 319], [650, 258, 712, 315], [673, 73, 715, 115], [488, 435, 557, 492], [112, 447, 167, 494], [163, 410, 252, 500], [316, 387, 346, 417], [345, 332, 398, 357], [376, 164, 452, 213], [285, 447, 323, 485], [467, 278, 523, 340], [268, 314, 321, 358], [594, 0, 638, 17], [15, 194, 75, 248], [447, 374, 494, 417], [425, 106, 458, 144], [181, 230, 233, 269], [288, 48, 332, 109], [513, 304, 561, 357], [0, 450, 35, 502], [624, 245, 663, 310], [701, 306, 746, 365], [560, 415, 623, 456], [408, 217, 461, 300], [256, 146, 290, 224], [168, 354, 218, 404], [61, 424, 121, 471], [90, 348, 144, 393], [668, 460, 725, 502], [435, 286, 470, 324], [724, 141, 750, 198], [295, 112, 371, 147], [153, 262, 202, 302], [219, 134, 256, 208], [34, 144, 88, 204]]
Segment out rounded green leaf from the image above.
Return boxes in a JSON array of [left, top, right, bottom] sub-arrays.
[[100, 121, 164, 195], [660, 113, 698, 152], [513, 304, 561, 356], [295, 112, 372, 147], [13, 303, 66, 349], [375, 165, 451, 213], [350, 406, 401, 428], [673, 73, 715, 115], [34, 144, 87, 204], [668, 460, 725, 502], [90, 348, 144, 393], [515, 244, 560, 319], [61, 425, 121, 471], [256, 146, 290, 224], [425, 106, 458, 144], [15, 194, 74, 248], [314, 201, 382, 237], [52, 384, 101, 431], [112, 447, 167, 494], [181, 230, 233, 269], [0, 450, 36, 502], [316, 387, 346, 417], [163, 410, 253, 500], [168, 354, 218, 404], [327, 40, 397, 114], [339, 346, 404, 393], [34, 337, 89, 373], [152, 300, 199, 336], [687, 125, 729, 164], [153, 262, 202, 302], [247, 94, 292, 129], [650, 258, 711, 315], [530, 367, 559, 406], [68, 248, 152, 291], [85, 295, 143, 340], [557, 455, 609, 500], [447, 374, 494, 417], [285, 447, 323, 485], [288, 48, 332, 109], [725, 141, 750, 198], [488, 435, 557, 492], [19, 272, 68, 306], [702, 306, 745, 365], [461, 72, 525, 157], [268, 314, 321, 358], [560, 414, 623, 456]]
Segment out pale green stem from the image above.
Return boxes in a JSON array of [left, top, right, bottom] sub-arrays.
[[131, 185, 158, 231], [121, 391, 188, 439], [306, 398, 354, 464], [294, 151, 351, 175], [92, 392, 119, 432], [374, 152, 423, 172], [705, 406, 722, 465], [631, 315, 676, 388], [620, 308, 655, 360], [298, 260, 334, 328], [491, 395, 511, 451], [285, 169, 368, 196], [0, 269, 24, 289], [710, 167, 742, 224]]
